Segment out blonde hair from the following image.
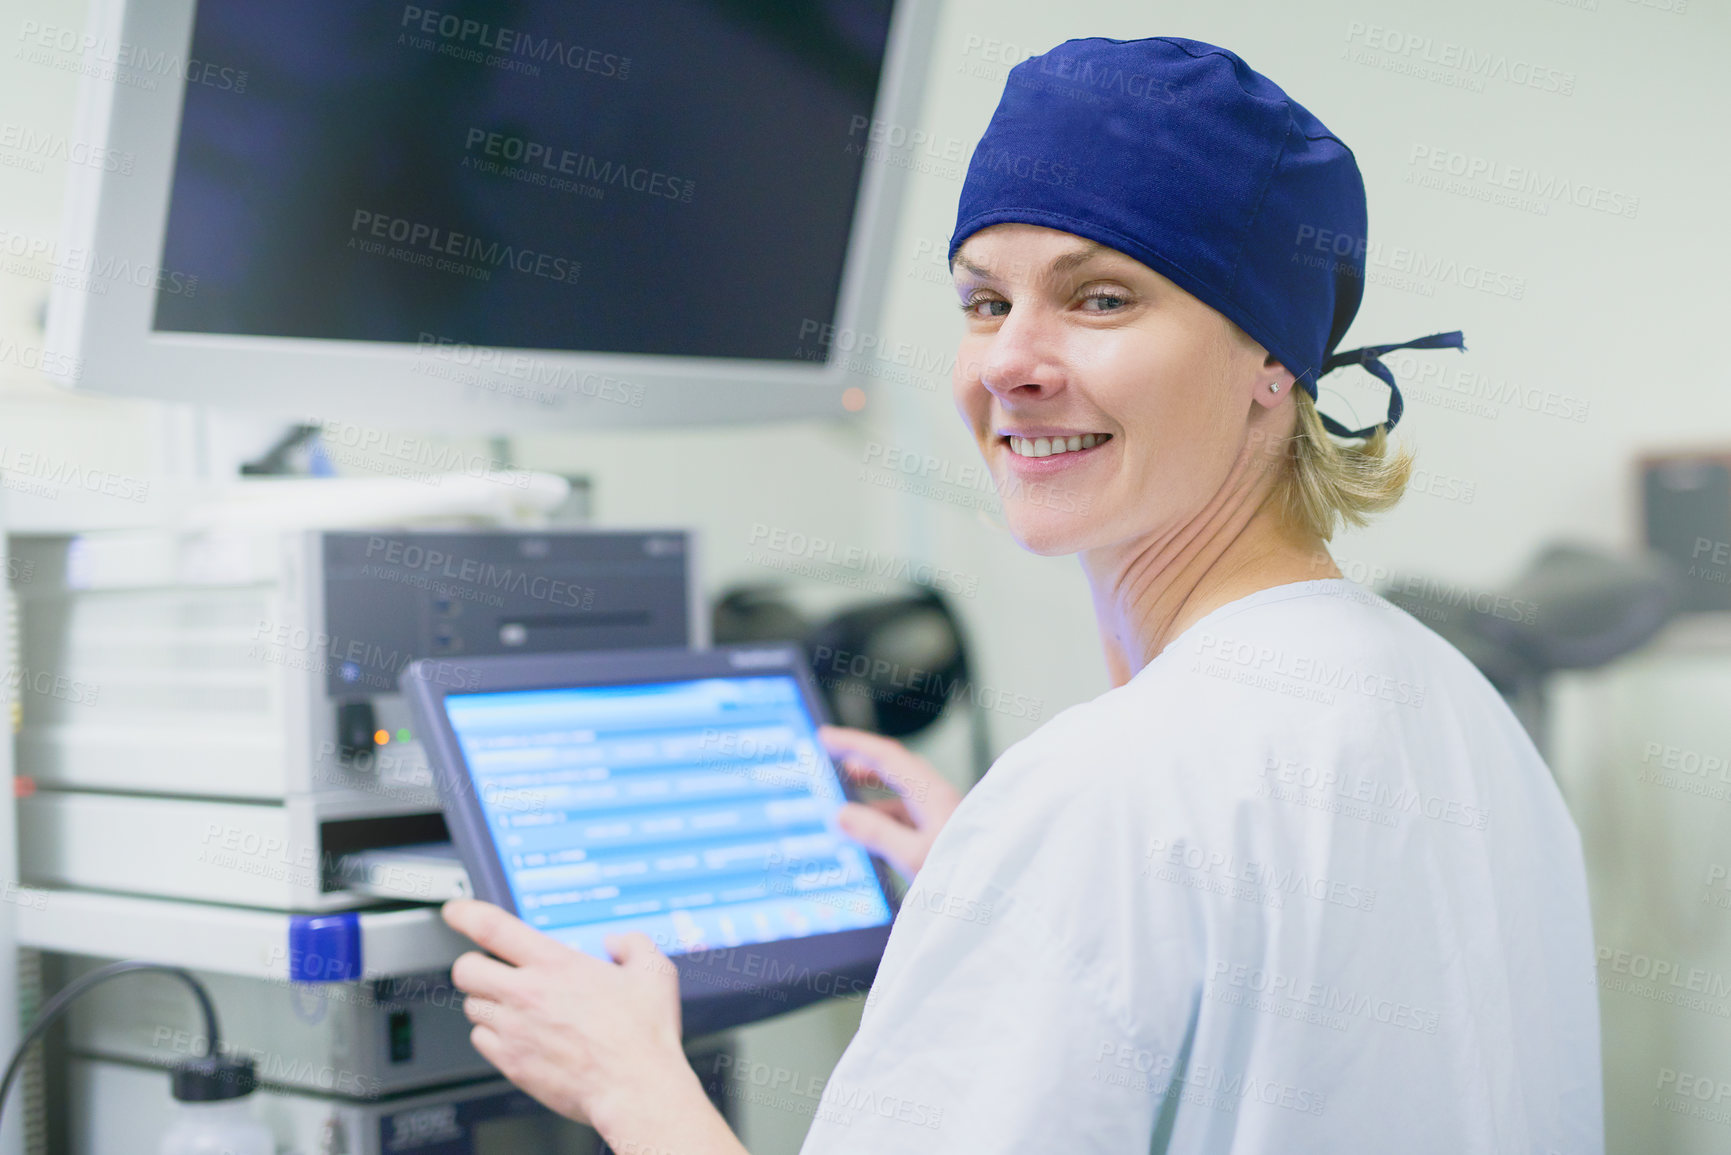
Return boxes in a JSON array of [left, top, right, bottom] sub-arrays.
[[1277, 386, 1414, 542]]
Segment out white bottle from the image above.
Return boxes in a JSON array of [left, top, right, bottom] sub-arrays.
[[158, 1057, 275, 1155]]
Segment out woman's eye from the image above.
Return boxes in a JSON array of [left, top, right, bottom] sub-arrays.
[[1082, 292, 1128, 311], [962, 297, 1010, 318]]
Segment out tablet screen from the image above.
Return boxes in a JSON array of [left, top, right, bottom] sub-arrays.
[[442, 674, 894, 958]]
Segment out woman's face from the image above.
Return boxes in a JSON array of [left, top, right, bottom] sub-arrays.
[[951, 223, 1291, 557]]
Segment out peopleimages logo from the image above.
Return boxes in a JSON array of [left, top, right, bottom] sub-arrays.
[[1191, 631, 1427, 709], [348, 210, 581, 284], [1258, 756, 1490, 831], [462, 128, 693, 202], [0, 444, 146, 502], [1290, 225, 1526, 300], [1207, 961, 1443, 1034], [1091, 1041, 1328, 1116], [1407, 145, 1639, 219], [411, 334, 643, 408], [0, 121, 134, 174], [398, 6, 629, 78], [970, 146, 1078, 188], [794, 320, 956, 380], [746, 524, 979, 599], [0, 228, 197, 298], [1025, 50, 1183, 104], [361, 536, 595, 609], [1341, 21, 1576, 95], [1143, 837, 1377, 913], [15, 19, 249, 93], [1597, 946, 1731, 999]]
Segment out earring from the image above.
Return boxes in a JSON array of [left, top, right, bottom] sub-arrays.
[[1269, 382, 1281, 393]]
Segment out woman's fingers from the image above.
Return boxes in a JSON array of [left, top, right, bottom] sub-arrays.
[[467, 1019, 595, 1126], [837, 800, 925, 879], [604, 933, 681, 991], [438, 900, 718, 1142], [450, 950, 522, 1001], [863, 794, 913, 826], [839, 764, 889, 791], [443, 899, 571, 968], [820, 725, 955, 813], [820, 726, 965, 877], [463, 992, 504, 1026], [819, 724, 923, 778], [468, 1021, 506, 1067], [604, 930, 661, 966]]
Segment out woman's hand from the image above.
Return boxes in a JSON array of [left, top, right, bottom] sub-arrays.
[[821, 724, 964, 882], [441, 899, 746, 1155]]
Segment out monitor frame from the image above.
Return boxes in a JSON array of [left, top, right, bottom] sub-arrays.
[[402, 642, 901, 1037], [45, 0, 938, 432]]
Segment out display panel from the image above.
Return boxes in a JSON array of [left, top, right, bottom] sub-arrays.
[[152, 0, 893, 361], [46, 0, 935, 427], [443, 673, 893, 958]]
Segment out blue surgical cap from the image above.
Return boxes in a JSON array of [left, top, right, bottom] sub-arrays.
[[949, 36, 1464, 437]]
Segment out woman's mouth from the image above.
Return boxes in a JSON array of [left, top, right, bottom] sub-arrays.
[[1003, 432, 1112, 460]]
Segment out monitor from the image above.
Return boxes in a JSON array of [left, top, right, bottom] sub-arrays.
[[44, 0, 936, 430]]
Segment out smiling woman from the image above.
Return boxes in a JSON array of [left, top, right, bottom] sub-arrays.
[[947, 223, 1417, 562], [439, 34, 1600, 1155], [803, 35, 1597, 1154]]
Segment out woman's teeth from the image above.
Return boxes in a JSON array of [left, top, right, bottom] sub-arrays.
[[1007, 433, 1110, 459]]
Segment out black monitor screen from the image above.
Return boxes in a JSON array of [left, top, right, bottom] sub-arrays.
[[153, 1, 896, 360]]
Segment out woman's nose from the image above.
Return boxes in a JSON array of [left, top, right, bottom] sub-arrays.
[[976, 311, 1063, 400]]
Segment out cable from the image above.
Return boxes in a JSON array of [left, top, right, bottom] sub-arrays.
[[0, 960, 222, 1131]]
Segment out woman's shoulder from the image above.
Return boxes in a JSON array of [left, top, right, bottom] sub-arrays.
[[1146, 576, 1507, 727], [970, 577, 1524, 826]]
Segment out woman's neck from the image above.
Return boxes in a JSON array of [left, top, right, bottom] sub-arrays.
[[1079, 443, 1340, 687]]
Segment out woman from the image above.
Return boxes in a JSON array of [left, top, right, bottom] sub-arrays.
[[441, 36, 1603, 1153]]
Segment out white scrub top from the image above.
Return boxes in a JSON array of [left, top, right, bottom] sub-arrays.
[[801, 578, 1603, 1154]]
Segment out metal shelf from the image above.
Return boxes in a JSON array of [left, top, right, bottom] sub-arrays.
[[16, 889, 469, 981]]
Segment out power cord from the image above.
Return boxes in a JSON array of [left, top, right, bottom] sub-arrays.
[[0, 961, 226, 1130]]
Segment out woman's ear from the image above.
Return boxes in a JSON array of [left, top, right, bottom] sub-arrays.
[[1250, 356, 1299, 411]]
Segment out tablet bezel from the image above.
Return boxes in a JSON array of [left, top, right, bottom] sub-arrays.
[[403, 643, 901, 1036]]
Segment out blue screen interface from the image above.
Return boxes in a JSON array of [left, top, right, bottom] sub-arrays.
[[443, 675, 894, 958]]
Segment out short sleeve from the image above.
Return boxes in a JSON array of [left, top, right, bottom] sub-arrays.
[[799, 756, 1208, 1154], [804, 585, 1605, 1154]]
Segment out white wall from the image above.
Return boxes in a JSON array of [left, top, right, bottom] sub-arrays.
[[8, 0, 1725, 761], [3, 0, 1728, 1151], [508, 0, 1731, 758], [835, 0, 1731, 756]]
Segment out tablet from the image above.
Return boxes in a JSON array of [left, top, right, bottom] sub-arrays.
[[403, 645, 900, 1034]]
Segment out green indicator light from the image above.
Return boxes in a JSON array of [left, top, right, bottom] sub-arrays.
[[396, 728, 412, 744]]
